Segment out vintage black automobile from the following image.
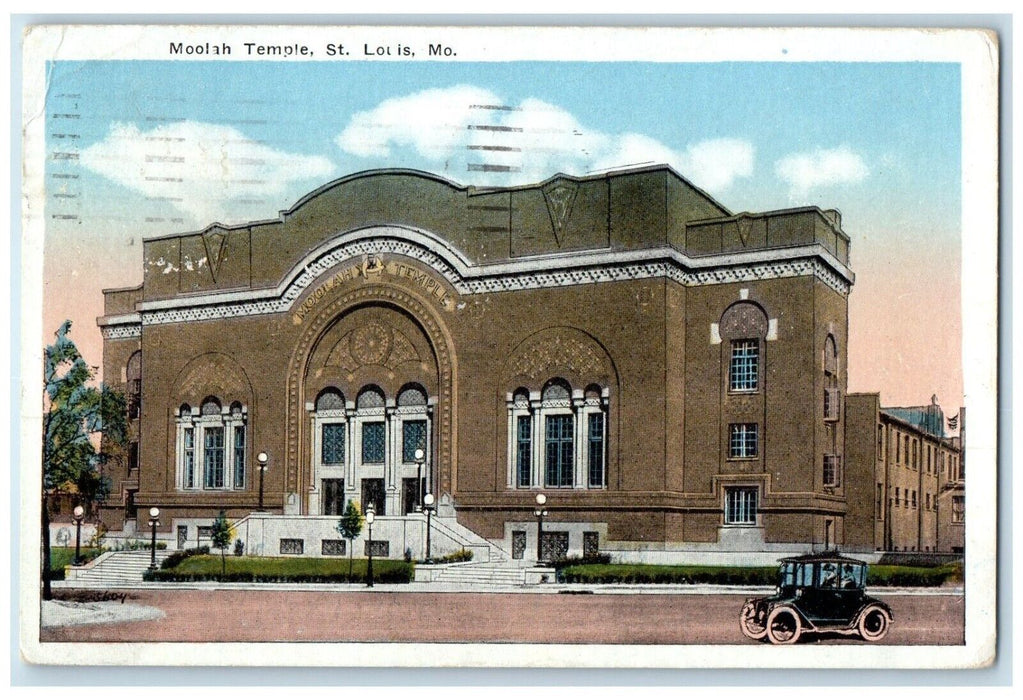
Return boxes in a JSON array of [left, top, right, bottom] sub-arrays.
[[740, 551, 893, 644]]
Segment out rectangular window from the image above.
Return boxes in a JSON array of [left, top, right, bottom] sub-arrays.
[[823, 455, 842, 487], [516, 415, 532, 488], [233, 425, 246, 489], [183, 427, 195, 488], [729, 339, 759, 392], [896, 432, 901, 462], [895, 487, 901, 506], [911, 490, 917, 508], [361, 478, 385, 516], [952, 495, 965, 523], [877, 426, 884, 459], [588, 413, 605, 488], [926, 493, 931, 510], [729, 423, 759, 459], [545, 414, 574, 487], [824, 388, 840, 421], [321, 423, 346, 465], [402, 420, 427, 463], [876, 483, 883, 519], [725, 487, 758, 525], [204, 426, 225, 489], [361, 422, 385, 463]]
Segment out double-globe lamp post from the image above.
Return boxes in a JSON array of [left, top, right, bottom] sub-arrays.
[[365, 504, 375, 588], [422, 493, 436, 563], [256, 451, 269, 511], [534, 493, 548, 564], [72, 505, 85, 566], [414, 448, 425, 510], [147, 507, 160, 571]]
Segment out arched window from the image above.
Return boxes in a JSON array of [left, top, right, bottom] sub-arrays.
[[126, 351, 141, 419], [312, 388, 348, 515], [175, 396, 246, 492], [507, 379, 609, 490], [721, 302, 768, 393]]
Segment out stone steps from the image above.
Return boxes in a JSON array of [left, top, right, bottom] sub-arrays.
[[428, 564, 529, 585], [65, 550, 171, 587]]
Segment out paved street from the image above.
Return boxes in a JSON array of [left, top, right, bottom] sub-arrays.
[[39, 588, 965, 645]]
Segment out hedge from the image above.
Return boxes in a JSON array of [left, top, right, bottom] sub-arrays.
[[145, 554, 413, 583], [557, 562, 961, 587]]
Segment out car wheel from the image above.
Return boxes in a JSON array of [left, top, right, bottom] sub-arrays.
[[766, 606, 802, 645], [740, 601, 768, 640], [857, 604, 891, 642]]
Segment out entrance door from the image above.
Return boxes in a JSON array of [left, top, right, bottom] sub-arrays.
[[361, 478, 386, 515], [321, 478, 345, 515], [402, 477, 425, 514], [177, 525, 188, 550]]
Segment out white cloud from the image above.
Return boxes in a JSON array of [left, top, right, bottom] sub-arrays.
[[80, 121, 335, 226], [335, 86, 754, 192], [774, 145, 869, 197]]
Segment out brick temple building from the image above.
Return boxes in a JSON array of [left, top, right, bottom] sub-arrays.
[[94, 165, 961, 561]]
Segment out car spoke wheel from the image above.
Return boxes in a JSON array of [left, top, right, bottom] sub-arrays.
[[740, 601, 768, 640], [766, 607, 802, 645], [857, 604, 891, 642]]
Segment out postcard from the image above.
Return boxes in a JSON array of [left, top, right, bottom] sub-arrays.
[[18, 23, 998, 669]]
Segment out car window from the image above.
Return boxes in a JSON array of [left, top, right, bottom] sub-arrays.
[[796, 563, 814, 587], [779, 562, 796, 587]]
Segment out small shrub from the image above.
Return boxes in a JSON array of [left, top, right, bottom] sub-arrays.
[[234, 539, 244, 556], [430, 548, 473, 564], [552, 554, 612, 568], [158, 546, 210, 571], [404, 547, 413, 563]]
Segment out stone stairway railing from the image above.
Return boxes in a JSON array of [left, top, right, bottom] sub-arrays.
[[428, 516, 510, 563], [63, 550, 171, 587]]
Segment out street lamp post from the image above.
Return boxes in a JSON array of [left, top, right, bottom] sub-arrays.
[[423, 493, 436, 563], [72, 505, 85, 566], [147, 507, 160, 571], [534, 493, 548, 564], [414, 448, 425, 511], [256, 451, 269, 511], [365, 504, 375, 588]]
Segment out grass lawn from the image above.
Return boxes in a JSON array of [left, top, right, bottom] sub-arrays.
[[48, 547, 105, 579], [151, 554, 413, 583]]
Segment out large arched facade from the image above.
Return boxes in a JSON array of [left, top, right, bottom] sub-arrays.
[[95, 166, 891, 562]]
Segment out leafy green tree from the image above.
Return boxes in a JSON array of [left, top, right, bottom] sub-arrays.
[[337, 500, 364, 580], [41, 321, 126, 600], [210, 510, 235, 578]]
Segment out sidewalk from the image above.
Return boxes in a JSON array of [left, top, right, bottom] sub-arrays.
[[52, 579, 964, 596]]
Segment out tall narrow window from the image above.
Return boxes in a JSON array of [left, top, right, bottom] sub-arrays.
[[545, 414, 574, 487], [516, 415, 531, 488], [729, 423, 759, 459], [588, 412, 605, 488], [183, 427, 195, 488], [233, 425, 246, 489], [321, 424, 345, 465], [730, 340, 760, 392], [823, 455, 842, 487], [362, 422, 385, 463], [402, 420, 427, 463], [204, 426, 225, 488]]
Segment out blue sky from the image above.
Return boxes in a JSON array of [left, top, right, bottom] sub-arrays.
[[43, 59, 963, 406]]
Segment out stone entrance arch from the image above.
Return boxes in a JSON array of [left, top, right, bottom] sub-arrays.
[[285, 283, 457, 515]]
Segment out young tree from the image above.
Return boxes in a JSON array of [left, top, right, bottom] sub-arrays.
[[337, 500, 364, 580], [210, 510, 235, 578], [41, 321, 126, 600]]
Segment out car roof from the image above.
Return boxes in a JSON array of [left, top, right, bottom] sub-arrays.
[[778, 550, 868, 565]]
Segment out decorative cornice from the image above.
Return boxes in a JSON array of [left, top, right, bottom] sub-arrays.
[[100, 324, 142, 339], [121, 228, 852, 328]]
